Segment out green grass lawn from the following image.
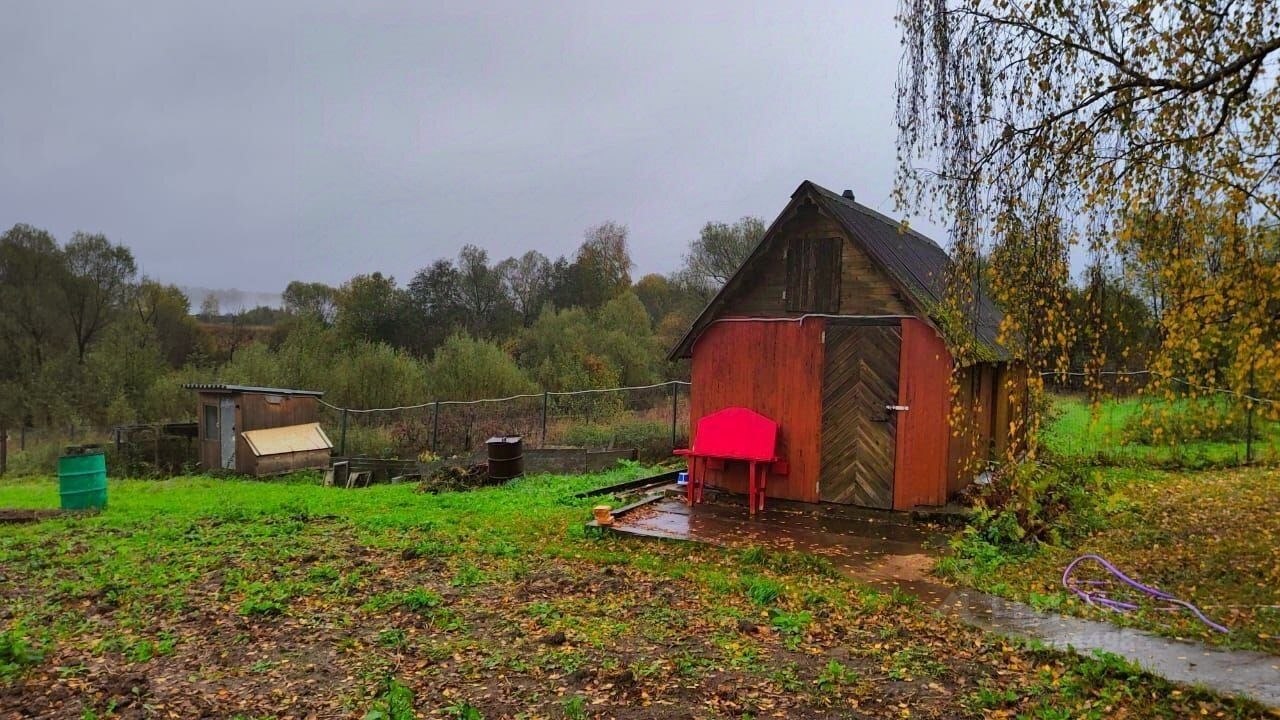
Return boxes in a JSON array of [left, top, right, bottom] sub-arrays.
[[943, 392, 1280, 655], [1043, 394, 1279, 468], [0, 469, 1265, 718], [940, 465, 1280, 654]]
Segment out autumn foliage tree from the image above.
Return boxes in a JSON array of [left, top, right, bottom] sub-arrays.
[[681, 216, 765, 298], [897, 0, 1280, 444]]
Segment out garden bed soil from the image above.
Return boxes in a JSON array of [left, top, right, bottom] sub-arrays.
[[0, 508, 67, 523]]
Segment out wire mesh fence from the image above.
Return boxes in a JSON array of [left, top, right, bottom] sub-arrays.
[[317, 381, 692, 462], [315, 371, 1278, 471], [1039, 371, 1278, 468], [0, 425, 119, 478], [0, 424, 205, 478], [1043, 369, 1153, 396], [3, 372, 1274, 478]]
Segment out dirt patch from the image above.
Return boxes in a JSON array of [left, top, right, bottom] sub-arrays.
[[416, 463, 502, 493], [0, 508, 66, 523]]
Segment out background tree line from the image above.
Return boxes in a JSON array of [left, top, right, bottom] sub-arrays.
[[3, 204, 1180, 432], [0, 217, 766, 428]]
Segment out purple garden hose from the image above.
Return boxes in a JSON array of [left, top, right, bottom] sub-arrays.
[[1062, 554, 1230, 634]]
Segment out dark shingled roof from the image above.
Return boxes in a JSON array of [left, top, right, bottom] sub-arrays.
[[807, 183, 1005, 353], [669, 180, 1009, 360]]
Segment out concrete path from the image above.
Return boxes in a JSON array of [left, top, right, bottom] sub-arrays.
[[943, 588, 1280, 707], [609, 496, 1280, 707]]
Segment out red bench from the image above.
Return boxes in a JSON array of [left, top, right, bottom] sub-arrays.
[[675, 407, 780, 515]]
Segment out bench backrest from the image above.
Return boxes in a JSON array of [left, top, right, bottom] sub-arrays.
[[690, 407, 778, 461]]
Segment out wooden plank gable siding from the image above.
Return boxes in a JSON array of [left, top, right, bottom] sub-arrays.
[[725, 203, 913, 319], [785, 236, 842, 312], [250, 448, 331, 476], [946, 363, 999, 493], [990, 361, 1031, 460], [238, 393, 319, 432]]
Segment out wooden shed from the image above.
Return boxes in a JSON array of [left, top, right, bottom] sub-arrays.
[[670, 181, 1029, 511], [185, 384, 332, 476]]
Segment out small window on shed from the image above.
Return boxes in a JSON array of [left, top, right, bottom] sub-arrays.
[[264, 394, 283, 405], [785, 237, 842, 312], [202, 404, 218, 441]]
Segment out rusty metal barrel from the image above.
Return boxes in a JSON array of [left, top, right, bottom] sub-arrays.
[[486, 435, 524, 482]]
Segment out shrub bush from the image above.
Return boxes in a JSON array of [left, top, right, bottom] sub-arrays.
[[561, 419, 671, 460], [427, 333, 535, 401], [4, 442, 63, 478], [337, 423, 400, 459], [2, 431, 118, 478], [962, 459, 1103, 546], [330, 342, 430, 410]]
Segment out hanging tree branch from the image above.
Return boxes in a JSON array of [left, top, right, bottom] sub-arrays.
[[896, 0, 1280, 436]]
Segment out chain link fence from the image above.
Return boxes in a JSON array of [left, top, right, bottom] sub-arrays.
[[0, 423, 205, 478], [1039, 371, 1278, 468], [4, 372, 1274, 478], [318, 381, 692, 463]]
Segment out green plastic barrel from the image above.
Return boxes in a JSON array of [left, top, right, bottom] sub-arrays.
[[58, 447, 107, 511]]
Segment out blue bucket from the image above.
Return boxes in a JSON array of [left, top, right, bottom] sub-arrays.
[[676, 471, 688, 486]]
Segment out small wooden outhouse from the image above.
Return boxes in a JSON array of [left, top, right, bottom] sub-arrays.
[[670, 181, 1029, 511], [185, 384, 332, 476]]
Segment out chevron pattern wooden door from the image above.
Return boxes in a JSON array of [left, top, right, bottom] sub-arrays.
[[820, 323, 901, 508]]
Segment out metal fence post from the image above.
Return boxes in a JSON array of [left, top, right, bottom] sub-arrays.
[[541, 391, 549, 448], [1246, 366, 1256, 465], [1, 426, 7, 476], [431, 400, 440, 454], [339, 408, 349, 457], [670, 382, 679, 451]]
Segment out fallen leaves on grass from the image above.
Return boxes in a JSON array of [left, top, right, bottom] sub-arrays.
[[947, 465, 1280, 653], [0, 471, 1269, 718]]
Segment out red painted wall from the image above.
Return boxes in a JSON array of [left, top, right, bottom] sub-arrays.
[[893, 318, 953, 509], [689, 316, 974, 510], [688, 319, 825, 503]]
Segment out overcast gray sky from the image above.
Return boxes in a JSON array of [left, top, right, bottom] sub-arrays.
[[0, 1, 942, 293]]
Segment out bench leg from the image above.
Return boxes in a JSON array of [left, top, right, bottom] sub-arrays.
[[686, 458, 695, 505], [688, 457, 705, 505], [696, 457, 705, 503], [757, 465, 767, 513]]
